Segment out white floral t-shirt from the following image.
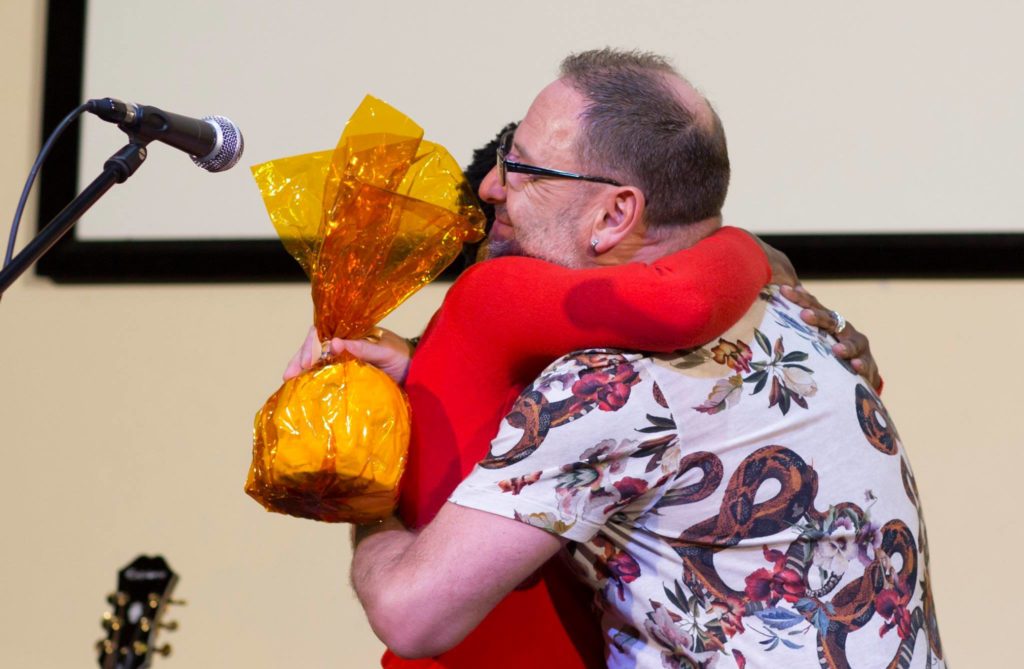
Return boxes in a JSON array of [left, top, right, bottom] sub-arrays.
[[450, 287, 945, 669]]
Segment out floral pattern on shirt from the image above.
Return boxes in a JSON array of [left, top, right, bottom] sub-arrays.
[[450, 286, 944, 668], [693, 330, 817, 416]]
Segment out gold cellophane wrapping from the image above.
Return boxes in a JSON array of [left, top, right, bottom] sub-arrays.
[[246, 95, 485, 523]]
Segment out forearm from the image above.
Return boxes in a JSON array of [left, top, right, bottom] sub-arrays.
[[457, 226, 770, 359], [349, 505, 562, 658]]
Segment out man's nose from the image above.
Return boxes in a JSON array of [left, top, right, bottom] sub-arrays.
[[478, 165, 506, 204]]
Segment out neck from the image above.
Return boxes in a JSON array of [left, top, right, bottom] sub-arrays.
[[595, 217, 722, 265]]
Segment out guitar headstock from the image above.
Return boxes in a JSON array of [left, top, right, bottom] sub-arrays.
[[97, 555, 180, 669]]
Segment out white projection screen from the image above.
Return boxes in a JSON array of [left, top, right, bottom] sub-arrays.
[[36, 0, 1024, 281]]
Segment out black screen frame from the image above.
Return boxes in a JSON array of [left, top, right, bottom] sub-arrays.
[[33, 0, 1024, 283]]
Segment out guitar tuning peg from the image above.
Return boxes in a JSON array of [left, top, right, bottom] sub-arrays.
[[106, 591, 128, 606], [155, 643, 173, 657], [150, 595, 188, 608], [95, 639, 114, 654], [159, 620, 179, 631]]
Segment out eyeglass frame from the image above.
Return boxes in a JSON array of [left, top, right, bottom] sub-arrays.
[[496, 129, 623, 188]]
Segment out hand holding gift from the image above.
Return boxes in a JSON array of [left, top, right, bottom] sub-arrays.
[[246, 96, 485, 523]]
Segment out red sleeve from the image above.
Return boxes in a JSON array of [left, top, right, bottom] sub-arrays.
[[445, 226, 770, 367]]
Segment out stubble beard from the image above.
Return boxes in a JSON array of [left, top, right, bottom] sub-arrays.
[[483, 205, 528, 260], [485, 233, 586, 268], [484, 207, 587, 268], [484, 235, 527, 260]]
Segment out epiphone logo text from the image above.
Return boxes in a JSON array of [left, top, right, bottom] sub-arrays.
[[125, 567, 169, 581]]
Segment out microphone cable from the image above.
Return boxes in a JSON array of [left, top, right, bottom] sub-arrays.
[[4, 102, 90, 270]]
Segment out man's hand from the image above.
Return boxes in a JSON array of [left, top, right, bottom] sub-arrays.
[[779, 284, 882, 392], [283, 325, 414, 385]]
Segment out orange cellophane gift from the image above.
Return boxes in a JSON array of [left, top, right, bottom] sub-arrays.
[[246, 95, 485, 523]]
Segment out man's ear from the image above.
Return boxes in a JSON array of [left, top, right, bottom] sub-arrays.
[[590, 186, 645, 253]]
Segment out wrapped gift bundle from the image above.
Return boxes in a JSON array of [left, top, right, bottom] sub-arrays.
[[246, 96, 485, 523]]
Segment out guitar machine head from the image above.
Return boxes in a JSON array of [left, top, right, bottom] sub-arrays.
[[97, 555, 182, 669]]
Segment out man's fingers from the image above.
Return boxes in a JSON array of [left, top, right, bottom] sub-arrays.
[[778, 283, 803, 303], [834, 330, 867, 359], [789, 288, 851, 342], [842, 332, 882, 391], [780, 284, 823, 311], [832, 339, 859, 360], [780, 286, 842, 334], [851, 357, 882, 392], [780, 286, 882, 390], [800, 307, 842, 333], [783, 289, 861, 351], [851, 358, 872, 376]]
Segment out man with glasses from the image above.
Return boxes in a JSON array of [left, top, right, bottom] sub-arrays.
[[313, 49, 941, 667]]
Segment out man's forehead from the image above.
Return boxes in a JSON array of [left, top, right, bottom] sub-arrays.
[[515, 79, 585, 156]]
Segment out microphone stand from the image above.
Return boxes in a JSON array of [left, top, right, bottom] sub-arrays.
[[0, 139, 150, 297]]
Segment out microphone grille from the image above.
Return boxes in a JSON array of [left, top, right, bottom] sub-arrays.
[[193, 115, 244, 172]]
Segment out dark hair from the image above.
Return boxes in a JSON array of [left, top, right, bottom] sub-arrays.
[[559, 49, 730, 227]]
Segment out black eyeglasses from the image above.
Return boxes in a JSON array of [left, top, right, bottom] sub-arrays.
[[496, 129, 622, 187]]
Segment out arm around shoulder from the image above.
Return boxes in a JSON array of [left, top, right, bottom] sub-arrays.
[[445, 227, 771, 360]]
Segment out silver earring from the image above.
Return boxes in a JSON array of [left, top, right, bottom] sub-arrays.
[[591, 238, 599, 251]]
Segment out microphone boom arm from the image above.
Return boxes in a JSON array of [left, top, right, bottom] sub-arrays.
[[0, 140, 149, 296]]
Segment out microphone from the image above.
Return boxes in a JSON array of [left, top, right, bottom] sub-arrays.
[[86, 98, 244, 172]]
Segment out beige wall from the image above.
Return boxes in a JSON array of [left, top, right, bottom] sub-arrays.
[[3, 3, 1021, 667]]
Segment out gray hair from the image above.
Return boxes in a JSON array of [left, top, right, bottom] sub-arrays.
[[559, 49, 730, 227]]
